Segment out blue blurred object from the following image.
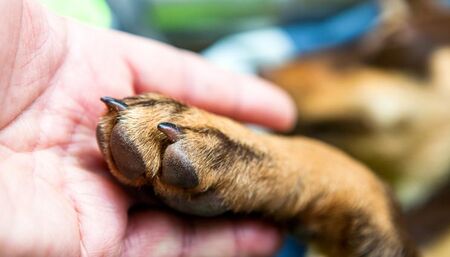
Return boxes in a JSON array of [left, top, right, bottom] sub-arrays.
[[276, 235, 307, 257], [441, 0, 450, 7], [284, 0, 379, 53], [107, 0, 380, 73], [107, 0, 365, 48], [203, 0, 380, 73]]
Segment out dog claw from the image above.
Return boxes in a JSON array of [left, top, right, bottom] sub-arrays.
[[157, 122, 182, 142], [100, 96, 128, 111]]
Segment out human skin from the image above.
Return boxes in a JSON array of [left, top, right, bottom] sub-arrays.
[[0, 0, 296, 256]]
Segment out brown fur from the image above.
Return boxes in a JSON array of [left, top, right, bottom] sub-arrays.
[[264, 48, 450, 208], [97, 93, 418, 257]]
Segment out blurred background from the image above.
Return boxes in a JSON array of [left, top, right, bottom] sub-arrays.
[[41, 0, 450, 256]]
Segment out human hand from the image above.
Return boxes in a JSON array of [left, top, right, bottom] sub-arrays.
[[0, 0, 295, 256]]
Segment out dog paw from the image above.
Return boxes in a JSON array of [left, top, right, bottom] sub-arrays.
[[96, 93, 264, 216]]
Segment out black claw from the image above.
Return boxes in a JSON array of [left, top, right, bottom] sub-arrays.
[[100, 96, 128, 111], [157, 122, 182, 142]]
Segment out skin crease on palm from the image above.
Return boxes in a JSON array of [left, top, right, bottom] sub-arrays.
[[0, 0, 297, 256]]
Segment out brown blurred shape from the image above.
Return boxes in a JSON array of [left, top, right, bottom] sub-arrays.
[[264, 0, 450, 255]]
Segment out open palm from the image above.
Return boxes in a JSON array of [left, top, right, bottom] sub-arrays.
[[0, 1, 295, 256]]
